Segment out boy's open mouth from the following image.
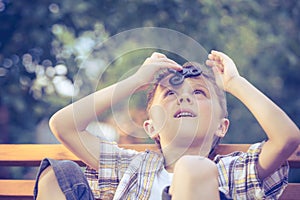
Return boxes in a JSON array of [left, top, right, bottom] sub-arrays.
[[174, 110, 196, 118]]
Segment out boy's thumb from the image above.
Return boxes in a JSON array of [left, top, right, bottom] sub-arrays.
[[212, 66, 225, 90]]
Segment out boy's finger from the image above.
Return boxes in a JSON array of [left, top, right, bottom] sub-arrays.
[[158, 58, 182, 70], [206, 59, 224, 72], [208, 53, 220, 63], [205, 59, 214, 67], [151, 52, 167, 58], [208, 54, 214, 60], [211, 50, 223, 55], [211, 50, 230, 61]]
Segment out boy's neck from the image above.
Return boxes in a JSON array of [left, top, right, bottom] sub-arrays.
[[162, 143, 210, 173]]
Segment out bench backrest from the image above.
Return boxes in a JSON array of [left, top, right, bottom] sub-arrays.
[[0, 144, 299, 199]]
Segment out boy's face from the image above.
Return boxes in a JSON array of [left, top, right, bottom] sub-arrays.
[[146, 75, 225, 151]]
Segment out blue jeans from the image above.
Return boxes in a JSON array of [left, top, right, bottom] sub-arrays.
[[33, 158, 95, 200]]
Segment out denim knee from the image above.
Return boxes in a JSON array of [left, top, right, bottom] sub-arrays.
[[34, 158, 95, 200]]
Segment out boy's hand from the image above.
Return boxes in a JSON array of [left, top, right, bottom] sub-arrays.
[[133, 52, 182, 89], [206, 50, 240, 92]]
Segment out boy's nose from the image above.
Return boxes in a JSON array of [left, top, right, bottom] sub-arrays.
[[177, 94, 192, 105]]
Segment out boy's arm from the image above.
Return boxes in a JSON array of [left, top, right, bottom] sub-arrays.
[[206, 50, 300, 180], [49, 52, 182, 169]]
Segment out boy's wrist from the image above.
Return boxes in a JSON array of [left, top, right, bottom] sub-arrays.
[[128, 73, 149, 92], [225, 76, 246, 94]]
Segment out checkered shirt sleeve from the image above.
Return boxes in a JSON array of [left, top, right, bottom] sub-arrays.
[[215, 142, 289, 200]]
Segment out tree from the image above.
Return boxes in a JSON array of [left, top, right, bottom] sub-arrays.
[[0, 0, 299, 145]]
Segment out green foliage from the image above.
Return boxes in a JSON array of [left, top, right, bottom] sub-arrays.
[[0, 0, 299, 147]]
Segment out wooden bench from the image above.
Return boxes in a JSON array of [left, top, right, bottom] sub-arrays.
[[0, 144, 299, 200]]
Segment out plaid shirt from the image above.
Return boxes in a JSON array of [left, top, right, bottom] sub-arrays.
[[85, 141, 288, 200]]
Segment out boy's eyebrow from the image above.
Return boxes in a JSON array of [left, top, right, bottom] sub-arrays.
[[158, 80, 209, 91]]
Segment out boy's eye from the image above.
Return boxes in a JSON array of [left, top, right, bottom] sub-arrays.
[[194, 89, 206, 96], [164, 90, 176, 97]]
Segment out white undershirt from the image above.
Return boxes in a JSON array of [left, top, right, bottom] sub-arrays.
[[149, 167, 173, 200]]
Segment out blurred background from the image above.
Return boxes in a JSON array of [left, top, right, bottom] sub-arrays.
[[0, 0, 299, 180]]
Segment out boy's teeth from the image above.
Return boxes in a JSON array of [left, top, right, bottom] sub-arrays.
[[176, 112, 194, 118]]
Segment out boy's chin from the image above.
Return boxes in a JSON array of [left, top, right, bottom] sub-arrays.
[[162, 133, 210, 151], [166, 126, 209, 143], [173, 120, 203, 133]]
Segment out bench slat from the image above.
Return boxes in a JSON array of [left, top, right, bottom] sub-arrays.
[[0, 144, 83, 166], [0, 144, 299, 167], [0, 180, 34, 197], [0, 180, 297, 200], [0, 144, 157, 166]]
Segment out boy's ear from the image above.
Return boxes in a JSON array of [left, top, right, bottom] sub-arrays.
[[143, 119, 159, 139], [215, 118, 230, 138]]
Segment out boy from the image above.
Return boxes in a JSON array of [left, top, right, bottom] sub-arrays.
[[34, 51, 300, 199]]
